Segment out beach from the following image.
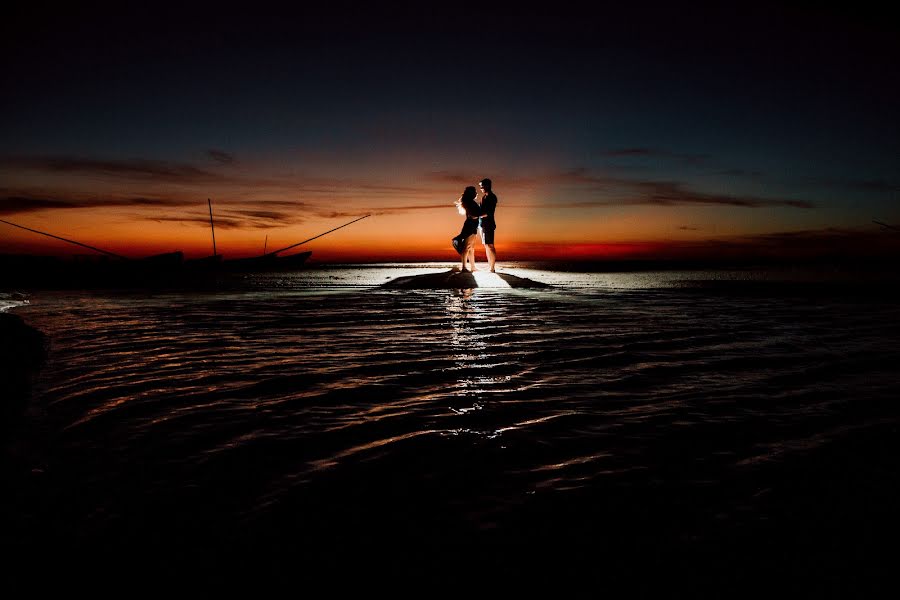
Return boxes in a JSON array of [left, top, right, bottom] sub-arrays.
[[2, 263, 900, 592]]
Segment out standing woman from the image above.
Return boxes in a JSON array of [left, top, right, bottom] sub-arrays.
[[453, 186, 480, 272]]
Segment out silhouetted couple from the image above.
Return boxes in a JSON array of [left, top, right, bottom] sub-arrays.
[[452, 178, 497, 273]]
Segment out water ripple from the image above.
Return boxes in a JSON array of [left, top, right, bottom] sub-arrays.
[[9, 272, 900, 564]]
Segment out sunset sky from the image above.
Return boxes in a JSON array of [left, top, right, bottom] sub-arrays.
[[2, 3, 898, 262]]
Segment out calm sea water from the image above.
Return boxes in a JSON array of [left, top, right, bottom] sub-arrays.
[[3, 263, 900, 590]]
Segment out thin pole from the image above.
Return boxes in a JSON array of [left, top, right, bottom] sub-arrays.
[[208, 199, 217, 256], [263, 235, 268, 256], [0, 218, 129, 259], [268, 214, 371, 256]]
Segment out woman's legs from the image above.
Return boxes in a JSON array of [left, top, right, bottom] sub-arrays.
[[461, 235, 476, 271]]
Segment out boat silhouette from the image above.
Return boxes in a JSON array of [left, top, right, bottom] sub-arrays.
[[0, 208, 369, 288]]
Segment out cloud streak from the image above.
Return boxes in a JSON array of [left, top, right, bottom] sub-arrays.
[[624, 180, 814, 208], [0, 155, 432, 199], [599, 147, 709, 165], [814, 178, 900, 193], [147, 215, 289, 230], [207, 149, 236, 165], [0, 194, 191, 215], [457, 169, 815, 210], [1, 156, 233, 184], [0, 197, 77, 214]]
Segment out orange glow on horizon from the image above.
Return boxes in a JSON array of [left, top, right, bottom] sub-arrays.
[[3, 194, 896, 263]]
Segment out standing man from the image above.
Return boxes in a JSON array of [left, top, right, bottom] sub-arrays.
[[478, 178, 498, 272]]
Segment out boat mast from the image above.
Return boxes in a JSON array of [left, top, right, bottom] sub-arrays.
[[208, 199, 217, 256]]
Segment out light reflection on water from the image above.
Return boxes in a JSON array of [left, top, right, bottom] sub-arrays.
[[4, 264, 900, 580]]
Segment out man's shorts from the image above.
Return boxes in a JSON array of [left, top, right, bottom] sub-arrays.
[[480, 227, 495, 245]]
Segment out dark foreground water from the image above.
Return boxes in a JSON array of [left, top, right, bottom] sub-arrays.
[[3, 264, 900, 593]]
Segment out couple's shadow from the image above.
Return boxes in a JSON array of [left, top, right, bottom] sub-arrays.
[[382, 268, 549, 289]]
